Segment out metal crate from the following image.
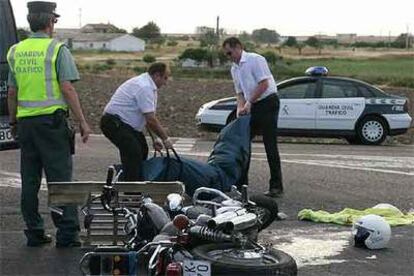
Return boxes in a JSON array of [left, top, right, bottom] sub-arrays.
[[47, 181, 185, 247]]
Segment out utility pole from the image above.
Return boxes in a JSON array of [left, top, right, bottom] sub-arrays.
[[78, 8, 82, 28], [216, 16, 220, 42], [388, 30, 391, 49], [406, 24, 410, 50]]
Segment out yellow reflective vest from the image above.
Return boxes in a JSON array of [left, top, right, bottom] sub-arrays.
[[7, 38, 67, 118]]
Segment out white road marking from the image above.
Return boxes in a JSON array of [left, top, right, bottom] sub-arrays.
[[175, 151, 414, 176], [0, 170, 47, 190], [283, 159, 414, 176], [1, 139, 413, 190], [172, 138, 196, 152]]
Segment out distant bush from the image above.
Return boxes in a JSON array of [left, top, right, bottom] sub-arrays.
[[179, 35, 190, 41], [171, 67, 230, 79], [243, 41, 256, 52], [143, 54, 156, 63], [261, 51, 281, 65], [92, 63, 112, 73], [81, 64, 91, 71], [179, 48, 209, 62], [132, 66, 146, 74], [106, 59, 116, 66], [167, 40, 178, 47]]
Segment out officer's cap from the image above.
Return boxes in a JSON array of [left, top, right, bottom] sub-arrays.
[[27, 1, 60, 17]]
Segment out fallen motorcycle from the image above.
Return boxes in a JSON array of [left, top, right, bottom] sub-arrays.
[[79, 166, 297, 276]]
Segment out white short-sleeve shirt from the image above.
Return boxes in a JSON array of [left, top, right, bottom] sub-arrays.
[[104, 73, 158, 131], [230, 51, 277, 102]]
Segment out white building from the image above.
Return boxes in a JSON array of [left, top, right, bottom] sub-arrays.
[[55, 31, 145, 52]]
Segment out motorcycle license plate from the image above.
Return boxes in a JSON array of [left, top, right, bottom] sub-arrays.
[[183, 259, 211, 276], [0, 128, 13, 143]]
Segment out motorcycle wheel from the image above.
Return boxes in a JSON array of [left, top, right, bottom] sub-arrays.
[[191, 243, 297, 276], [249, 194, 279, 230]]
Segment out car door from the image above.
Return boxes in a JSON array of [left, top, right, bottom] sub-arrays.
[[277, 78, 318, 129], [316, 79, 365, 130]]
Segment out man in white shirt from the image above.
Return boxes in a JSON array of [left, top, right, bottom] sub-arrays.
[[223, 37, 283, 197], [100, 62, 173, 181]]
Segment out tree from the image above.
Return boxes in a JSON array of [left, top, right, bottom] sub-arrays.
[[199, 29, 219, 47], [238, 31, 251, 43], [284, 36, 297, 47], [392, 33, 413, 48], [131, 21, 161, 41], [108, 27, 127, 33], [305, 36, 319, 48], [150, 36, 166, 46], [251, 28, 280, 44], [305, 36, 323, 54], [296, 43, 304, 55], [179, 48, 209, 63]]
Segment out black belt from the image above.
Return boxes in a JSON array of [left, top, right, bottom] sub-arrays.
[[103, 113, 142, 134], [254, 93, 277, 104], [18, 109, 68, 121]]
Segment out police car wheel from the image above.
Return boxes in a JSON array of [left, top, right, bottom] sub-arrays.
[[357, 116, 387, 145]]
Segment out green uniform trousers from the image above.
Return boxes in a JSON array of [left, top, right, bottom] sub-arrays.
[[17, 110, 79, 243]]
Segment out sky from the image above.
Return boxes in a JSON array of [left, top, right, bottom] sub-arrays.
[[10, 0, 414, 36]]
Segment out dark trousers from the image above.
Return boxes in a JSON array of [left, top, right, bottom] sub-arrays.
[[17, 110, 80, 243], [240, 94, 283, 190], [100, 113, 148, 181]]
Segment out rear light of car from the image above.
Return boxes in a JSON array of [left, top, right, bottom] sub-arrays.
[[166, 262, 182, 276]]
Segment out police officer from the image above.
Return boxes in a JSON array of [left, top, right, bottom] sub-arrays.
[[100, 62, 173, 181], [222, 37, 283, 197], [7, 1, 91, 247]]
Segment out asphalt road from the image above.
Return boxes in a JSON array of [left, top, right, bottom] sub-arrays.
[[0, 135, 413, 276]]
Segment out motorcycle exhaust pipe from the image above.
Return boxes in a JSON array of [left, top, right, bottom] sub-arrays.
[[189, 225, 232, 242], [207, 208, 247, 229], [225, 212, 257, 231]]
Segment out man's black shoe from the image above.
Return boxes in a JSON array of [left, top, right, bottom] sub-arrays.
[[264, 188, 284, 198], [27, 234, 53, 247], [56, 240, 81, 248]]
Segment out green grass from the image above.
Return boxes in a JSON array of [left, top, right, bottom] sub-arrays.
[[76, 53, 414, 88], [277, 56, 414, 87]]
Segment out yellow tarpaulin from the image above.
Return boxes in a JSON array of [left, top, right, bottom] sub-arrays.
[[298, 207, 414, 226]]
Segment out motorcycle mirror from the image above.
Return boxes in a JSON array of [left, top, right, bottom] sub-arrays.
[[173, 214, 190, 231], [241, 185, 249, 204], [105, 165, 115, 187], [166, 193, 183, 212]]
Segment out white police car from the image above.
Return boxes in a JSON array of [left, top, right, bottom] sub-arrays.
[[196, 67, 412, 145]]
